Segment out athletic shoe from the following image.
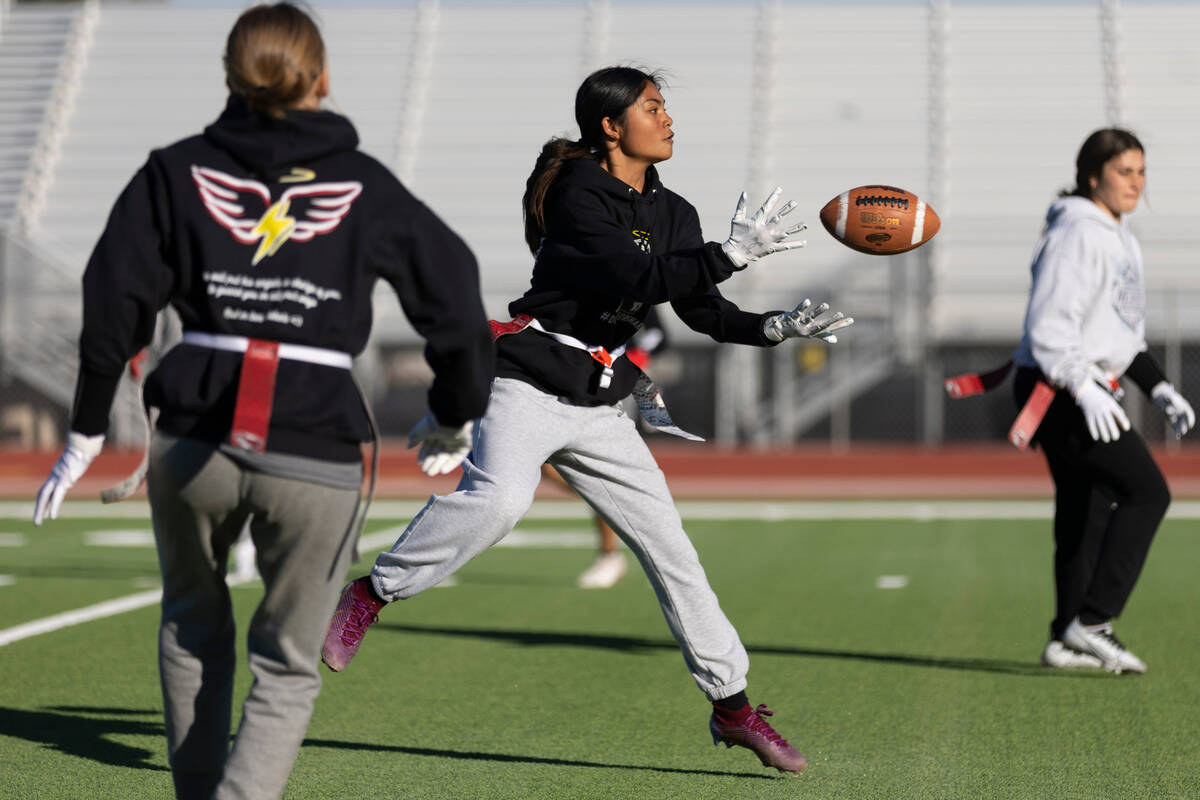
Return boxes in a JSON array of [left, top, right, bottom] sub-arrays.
[[1041, 639, 1103, 670], [321, 577, 385, 672], [1061, 617, 1146, 674], [576, 551, 627, 589], [709, 703, 807, 773], [227, 535, 258, 583]]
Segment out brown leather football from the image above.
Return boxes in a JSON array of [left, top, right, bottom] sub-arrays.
[[819, 185, 940, 255]]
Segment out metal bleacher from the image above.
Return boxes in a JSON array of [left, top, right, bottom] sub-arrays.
[[0, 3, 77, 226], [16, 0, 1200, 335], [2, 0, 1200, 445], [935, 3, 1109, 340], [34, 5, 226, 261]]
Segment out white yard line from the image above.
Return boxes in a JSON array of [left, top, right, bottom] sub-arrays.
[[0, 576, 252, 648], [0, 589, 163, 647], [84, 530, 156, 546], [0, 522, 597, 648], [4, 497, 1200, 649], [7, 498, 1200, 520]]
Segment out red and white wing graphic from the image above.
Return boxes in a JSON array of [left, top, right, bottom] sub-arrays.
[[282, 181, 364, 241], [191, 165, 271, 244]]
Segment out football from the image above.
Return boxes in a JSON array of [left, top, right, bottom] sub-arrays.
[[819, 185, 940, 255]]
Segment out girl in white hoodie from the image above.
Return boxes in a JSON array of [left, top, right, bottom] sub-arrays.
[[1012, 128, 1194, 674]]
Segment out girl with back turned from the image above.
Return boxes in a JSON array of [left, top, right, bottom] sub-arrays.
[[34, 4, 493, 796]]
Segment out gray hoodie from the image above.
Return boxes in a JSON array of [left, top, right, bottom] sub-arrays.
[[1013, 195, 1147, 396]]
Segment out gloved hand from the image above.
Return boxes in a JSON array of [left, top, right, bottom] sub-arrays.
[[1074, 380, 1130, 443], [721, 187, 807, 268], [407, 414, 474, 476], [763, 299, 855, 344], [1151, 381, 1195, 438], [33, 431, 105, 525]]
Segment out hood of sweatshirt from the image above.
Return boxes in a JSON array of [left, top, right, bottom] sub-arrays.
[[202, 94, 360, 178], [558, 156, 662, 204], [1044, 194, 1123, 233]]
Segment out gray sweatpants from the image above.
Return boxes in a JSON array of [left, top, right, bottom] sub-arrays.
[[147, 434, 361, 800], [372, 378, 749, 701]]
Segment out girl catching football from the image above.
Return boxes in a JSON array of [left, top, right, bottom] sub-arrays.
[[323, 65, 852, 773]]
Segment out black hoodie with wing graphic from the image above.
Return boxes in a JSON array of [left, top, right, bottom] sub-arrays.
[[72, 95, 493, 462]]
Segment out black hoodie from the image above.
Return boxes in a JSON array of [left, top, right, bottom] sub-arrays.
[[497, 157, 779, 404], [72, 95, 493, 462]]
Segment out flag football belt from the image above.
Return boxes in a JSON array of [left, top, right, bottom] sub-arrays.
[[490, 315, 703, 441], [491, 314, 626, 389], [944, 359, 1122, 450], [102, 332, 380, 559], [181, 331, 353, 452]]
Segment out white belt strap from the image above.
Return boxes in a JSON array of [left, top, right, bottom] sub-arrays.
[[492, 314, 703, 441], [182, 331, 353, 370], [525, 318, 626, 389]]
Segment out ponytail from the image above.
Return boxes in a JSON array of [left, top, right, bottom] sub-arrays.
[[522, 137, 594, 254]]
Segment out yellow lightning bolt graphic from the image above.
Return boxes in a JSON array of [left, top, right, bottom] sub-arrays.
[[250, 199, 296, 265]]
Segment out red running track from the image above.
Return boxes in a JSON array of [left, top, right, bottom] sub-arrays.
[[5, 442, 1200, 500]]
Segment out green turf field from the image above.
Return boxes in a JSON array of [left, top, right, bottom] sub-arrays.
[[1, 503, 1197, 799]]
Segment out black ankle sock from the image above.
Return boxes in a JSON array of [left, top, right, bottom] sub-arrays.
[[365, 579, 387, 605], [713, 691, 748, 711], [1079, 611, 1108, 626]]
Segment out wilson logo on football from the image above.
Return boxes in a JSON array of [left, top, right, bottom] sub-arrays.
[[192, 165, 363, 266]]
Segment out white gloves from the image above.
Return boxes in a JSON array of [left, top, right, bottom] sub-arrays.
[[33, 431, 105, 525], [763, 299, 855, 344], [407, 414, 474, 476], [721, 187, 807, 268], [1074, 379, 1130, 443], [1151, 381, 1195, 439]]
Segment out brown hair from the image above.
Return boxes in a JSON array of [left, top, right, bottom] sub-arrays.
[[223, 2, 325, 118], [1063, 127, 1144, 199], [522, 66, 664, 254]]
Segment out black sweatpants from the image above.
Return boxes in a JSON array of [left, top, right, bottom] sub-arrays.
[[1014, 367, 1171, 640]]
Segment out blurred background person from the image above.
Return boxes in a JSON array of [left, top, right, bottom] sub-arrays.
[[1012, 127, 1193, 674], [32, 4, 492, 797]]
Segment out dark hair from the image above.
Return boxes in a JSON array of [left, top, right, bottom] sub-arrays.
[[522, 66, 664, 254], [223, 2, 325, 118], [1063, 127, 1144, 198]]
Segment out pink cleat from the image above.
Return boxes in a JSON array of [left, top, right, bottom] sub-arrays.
[[322, 577, 385, 672], [710, 703, 807, 773]]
